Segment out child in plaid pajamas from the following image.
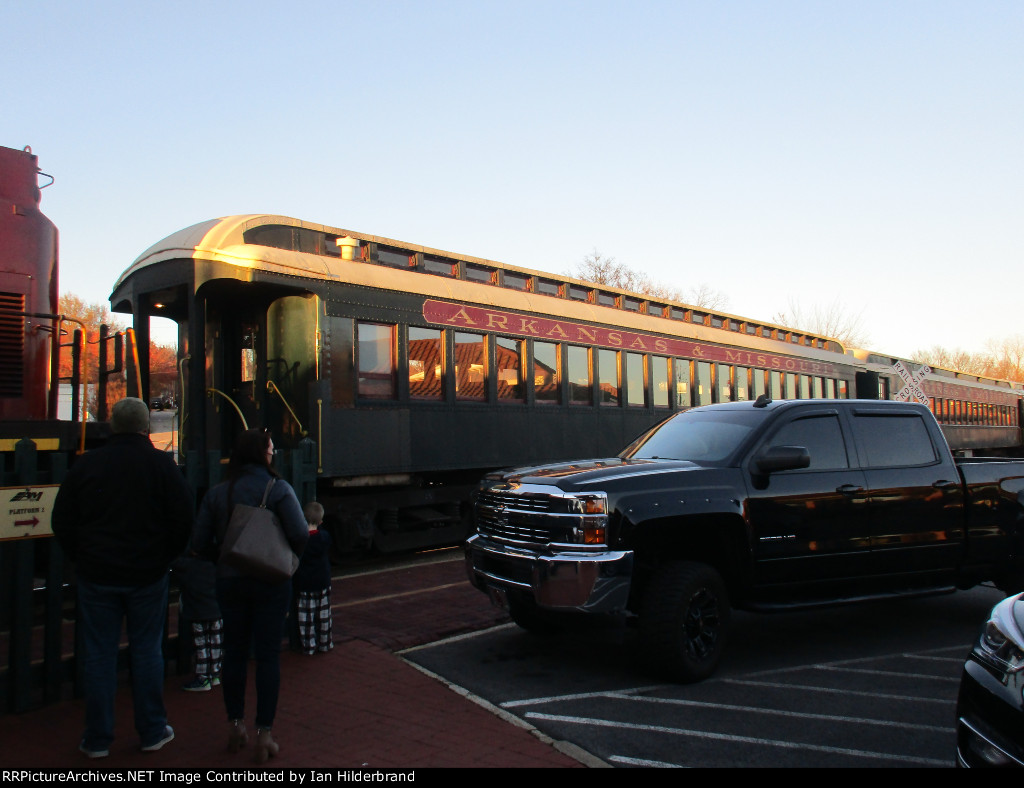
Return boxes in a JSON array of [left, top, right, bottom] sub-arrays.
[[293, 502, 333, 655], [172, 550, 223, 691]]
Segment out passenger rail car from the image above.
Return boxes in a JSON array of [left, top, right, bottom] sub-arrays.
[[109, 215, 1024, 553]]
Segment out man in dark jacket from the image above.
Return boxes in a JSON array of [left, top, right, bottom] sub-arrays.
[[52, 397, 194, 759]]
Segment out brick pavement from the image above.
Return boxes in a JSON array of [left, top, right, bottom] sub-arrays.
[[0, 553, 596, 769]]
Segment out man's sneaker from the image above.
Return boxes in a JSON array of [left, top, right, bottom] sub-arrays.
[[210, 676, 221, 687], [182, 676, 213, 692], [79, 742, 109, 759], [141, 725, 175, 752]]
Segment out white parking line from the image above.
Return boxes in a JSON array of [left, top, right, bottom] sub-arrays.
[[501, 686, 668, 709], [602, 693, 950, 732], [609, 755, 686, 768], [525, 712, 951, 767], [813, 665, 960, 682], [723, 678, 952, 704]]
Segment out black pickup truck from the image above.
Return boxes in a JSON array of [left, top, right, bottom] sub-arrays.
[[465, 398, 1024, 682]]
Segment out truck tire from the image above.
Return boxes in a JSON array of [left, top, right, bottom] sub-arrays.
[[639, 561, 730, 682]]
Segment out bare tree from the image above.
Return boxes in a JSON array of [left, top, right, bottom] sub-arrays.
[[771, 298, 871, 348], [567, 251, 729, 311], [984, 335, 1024, 381], [913, 336, 1024, 382]]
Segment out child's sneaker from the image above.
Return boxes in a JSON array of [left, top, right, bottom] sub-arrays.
[[182, 677, 213, 692]]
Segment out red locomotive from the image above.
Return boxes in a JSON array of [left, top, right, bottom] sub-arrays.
[[0, 145, 59, 422]]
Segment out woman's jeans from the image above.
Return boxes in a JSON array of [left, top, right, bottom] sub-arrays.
[[77, 575, 170, 750], [217, 576, 291, 728]]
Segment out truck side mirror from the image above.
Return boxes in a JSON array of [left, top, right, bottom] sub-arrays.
[[754, 445, 811, 475]]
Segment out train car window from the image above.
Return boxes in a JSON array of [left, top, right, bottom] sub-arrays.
[[838, 379, 849, 398], [597, 292, 617, 307], [422, 256, 456, 277], [625, 352, 646, 406], [695, 361, 713, 406], [770, 371, 783, 400], [504, 272, 530, 291], [357, 322, 396, 399], [825, 378, 836, 399], [751, 368, 766, 400], [454, 332, 486, 400], [648, 303, 668, 318], [568, 345, 592, 405], [745, 324, 757, 335], [692, 312, 707, 325], [465, 264, 495, 285], [536, 278, 562, 297], [598, 348, 620, 406], [496, 337, 524, 401], [674, 359, 691, 408], [408, 327, 443, 399], [568, 285, 590, 301], [623, 297, 640, 312], [715, 364, 732, 402], [670, 307, 686, 321], [729, 320, 741, 332], [376, 245, 413, 269], [710, 316, 724, 329], [734, 366, 750, 401], [799, 375, 811, 399], [240, 323, 258, 384], [533, 341, 559, 404], [243, 225, 331, 255], [652, 356, 670, 408]]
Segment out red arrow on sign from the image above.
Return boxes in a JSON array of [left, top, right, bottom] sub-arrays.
[[15, 517, 40, 528]]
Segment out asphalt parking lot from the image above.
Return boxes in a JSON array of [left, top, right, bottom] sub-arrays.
[[405, 584, 1006, 767]]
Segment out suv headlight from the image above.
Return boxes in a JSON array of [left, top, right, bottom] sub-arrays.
[[976, 595, 1024, 677]]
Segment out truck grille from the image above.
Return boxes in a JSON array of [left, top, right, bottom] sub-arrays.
[[474, 487, 603, 547]]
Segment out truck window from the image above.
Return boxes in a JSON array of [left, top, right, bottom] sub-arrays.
[[852, 414, 937, 468], [767, 414, 849, 470]]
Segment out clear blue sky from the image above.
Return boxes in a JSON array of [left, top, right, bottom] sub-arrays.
[[5, 0, 1021, 358]]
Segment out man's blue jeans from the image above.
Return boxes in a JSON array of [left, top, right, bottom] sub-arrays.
[[77, 575, 170, 750]]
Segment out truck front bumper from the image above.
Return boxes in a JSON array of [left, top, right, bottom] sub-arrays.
[[464, 533, 633, 613]]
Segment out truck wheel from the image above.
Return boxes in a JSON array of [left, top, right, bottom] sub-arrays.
[[640, 561, 730, 682]]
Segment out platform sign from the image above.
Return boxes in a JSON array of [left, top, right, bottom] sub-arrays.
[[1, 485, 59, 541], [891, 361, 931, 404]]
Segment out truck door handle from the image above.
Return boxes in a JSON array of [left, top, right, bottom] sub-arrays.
[[836, 484, 865, 495], [932, 480, 958, 491]]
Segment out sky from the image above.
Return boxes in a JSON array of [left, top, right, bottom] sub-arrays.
[[4, 0, 1021, 357]]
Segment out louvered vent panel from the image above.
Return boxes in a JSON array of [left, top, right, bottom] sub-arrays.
[[0, 292, 25, 397]]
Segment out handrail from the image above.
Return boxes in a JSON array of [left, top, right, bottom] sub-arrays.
[[266, 380, 307, 436], [206, 388, 248, 430]]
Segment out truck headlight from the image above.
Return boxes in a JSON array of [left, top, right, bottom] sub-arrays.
[[569, 493, 608, 545], [977, 596, 1024, 677]]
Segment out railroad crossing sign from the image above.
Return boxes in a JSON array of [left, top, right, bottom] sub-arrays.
[[891, 361, 931, 404], [0, 485, 59, 541]]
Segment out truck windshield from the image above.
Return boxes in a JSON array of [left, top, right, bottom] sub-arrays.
[[620, 409, 765, 465]]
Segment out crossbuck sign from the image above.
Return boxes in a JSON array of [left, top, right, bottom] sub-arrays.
[[891, 361, 931, 404]]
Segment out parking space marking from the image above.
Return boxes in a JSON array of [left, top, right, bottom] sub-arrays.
[[501, 686, 667, 709], [723, 678, 952, 704], [609, 756, 685, 768], [525, 712, 951, 767], [813, 665, 961, 682], [602, 693, 950, 732]]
